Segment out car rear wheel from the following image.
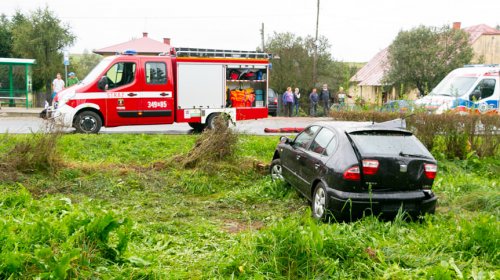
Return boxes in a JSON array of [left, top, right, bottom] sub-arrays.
[[74, 110, 102, 134], [270, 158, 284, 182], [312, 183, 328, 221]]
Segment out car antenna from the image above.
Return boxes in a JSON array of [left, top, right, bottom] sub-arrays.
[[399, 112, 415, 129]]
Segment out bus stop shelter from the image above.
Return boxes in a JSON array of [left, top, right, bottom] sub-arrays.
[[0, 58, 35, 108]]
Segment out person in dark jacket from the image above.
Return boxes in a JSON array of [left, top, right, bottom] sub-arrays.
[[320, 84, 330, 116], [309, 88, 319, 117], [293, 88, 301, 116]]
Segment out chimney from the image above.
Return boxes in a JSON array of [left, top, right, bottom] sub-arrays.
[[163, 38, 171, 45], [142, 32, 148, 38], [452, 22, 461, 30]]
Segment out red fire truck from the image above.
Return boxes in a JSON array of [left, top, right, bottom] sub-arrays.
[[51, 48, 271, 133]]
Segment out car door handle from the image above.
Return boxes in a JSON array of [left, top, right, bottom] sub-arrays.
[[159, 92, 168, 97], [296, 155, 301, 160], [127, 92, 137, 97], [314, 163, 320, 169]]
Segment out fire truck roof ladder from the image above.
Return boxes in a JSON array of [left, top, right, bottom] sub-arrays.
[[174, 48, 269, 59]]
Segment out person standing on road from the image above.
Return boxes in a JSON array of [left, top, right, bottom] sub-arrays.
[[309, 88, 319, 117], [282, 87, 294, 117], [67, 72, 79, 87], [51, 73, 65, 105], [320, 84, 330, 116], [293, 88, 301, 116], [337, 87, 352, 106]]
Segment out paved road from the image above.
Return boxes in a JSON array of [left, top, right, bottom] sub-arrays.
[[0, 116, 340, 135]]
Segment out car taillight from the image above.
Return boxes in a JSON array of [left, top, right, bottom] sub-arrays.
[[424, 163, 437, 179], [362, 159, 379, 175], [343, 166, 360, 181], [273, 97, 278, 104]]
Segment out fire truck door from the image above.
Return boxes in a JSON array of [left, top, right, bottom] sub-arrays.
[[139, 60, 175, 124], [104, 61, 144, 126]]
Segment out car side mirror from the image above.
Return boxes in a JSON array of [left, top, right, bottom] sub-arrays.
[[280, 136, 291, 144], [98, 76, 108, 91]]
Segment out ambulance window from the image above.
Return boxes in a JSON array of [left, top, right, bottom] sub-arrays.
[[470, 79, 496, 100], [105, 62, 136, 90], [145, 62, 167, 84]]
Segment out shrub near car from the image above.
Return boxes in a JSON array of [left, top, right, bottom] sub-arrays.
[[270, 121, 438, 221]]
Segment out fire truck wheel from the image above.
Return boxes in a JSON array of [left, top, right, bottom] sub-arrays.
[[74, 111, 102, 134], [206, 113, 229, 130], [188, 122, 205, 132]]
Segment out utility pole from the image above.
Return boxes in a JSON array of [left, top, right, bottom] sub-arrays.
[[260, 22, 265, 51], [312, 0, 320, 86]]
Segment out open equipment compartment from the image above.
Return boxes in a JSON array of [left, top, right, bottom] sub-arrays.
[[225, 64, 268, 109]]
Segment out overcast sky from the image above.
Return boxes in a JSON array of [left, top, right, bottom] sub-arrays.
[[2, 0, 500, 62]]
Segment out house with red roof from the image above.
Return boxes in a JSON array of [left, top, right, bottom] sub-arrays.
[[93, 32, 171, 56], [349, 23, 500, 105], [464, 24, 500, 63]]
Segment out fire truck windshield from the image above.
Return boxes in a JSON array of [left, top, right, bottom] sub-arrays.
[[81, 57, 115, 85]]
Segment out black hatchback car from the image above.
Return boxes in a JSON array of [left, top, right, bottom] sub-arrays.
[[270, 121, 438, 221]]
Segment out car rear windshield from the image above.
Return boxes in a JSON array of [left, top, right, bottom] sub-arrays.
[[268, 89, 276, 98], [348, 131, 433, 158]]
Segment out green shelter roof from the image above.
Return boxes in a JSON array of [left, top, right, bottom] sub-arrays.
[[0, 58, 36, 65]]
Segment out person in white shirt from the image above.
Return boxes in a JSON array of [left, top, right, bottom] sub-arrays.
[[51, 73, 65, 105]]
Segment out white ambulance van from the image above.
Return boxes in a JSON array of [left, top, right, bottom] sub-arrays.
[[415, 65, 500, 114]]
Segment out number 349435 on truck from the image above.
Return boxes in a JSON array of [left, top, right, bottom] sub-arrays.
[[50, 48, 272, 133]]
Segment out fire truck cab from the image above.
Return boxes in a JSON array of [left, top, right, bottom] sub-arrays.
[[52, 48, 271, 133]]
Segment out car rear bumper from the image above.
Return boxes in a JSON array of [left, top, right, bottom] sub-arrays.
[[268, 103, 277, 115], [326, 188, 437, 220]]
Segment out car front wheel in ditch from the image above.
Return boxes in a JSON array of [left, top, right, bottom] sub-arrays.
[[270, 158, 284, 182], [312, 183, 329, 221], [74, 111, 102, 134]]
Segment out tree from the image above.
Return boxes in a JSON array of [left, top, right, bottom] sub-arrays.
[[70, 49, 102, 80], [0, 14, 13, 57], [11, 7, 75, 93], [264, 32, 332, 93], [384, 25, 473, 96]]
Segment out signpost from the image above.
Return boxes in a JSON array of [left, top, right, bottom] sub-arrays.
[[63, 50, 69, 84]]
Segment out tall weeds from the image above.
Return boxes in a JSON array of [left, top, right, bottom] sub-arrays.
[[180, 115, 238, 168], [0, 122, 63, 177]]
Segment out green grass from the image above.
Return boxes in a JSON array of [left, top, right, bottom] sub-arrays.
[[0, 134, 498, 279]]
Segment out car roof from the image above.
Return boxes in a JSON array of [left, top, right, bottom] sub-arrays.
[[311, 119, 411, 134], [385, 100, 412, 105]]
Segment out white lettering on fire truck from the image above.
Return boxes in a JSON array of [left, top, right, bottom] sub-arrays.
[[147, 101, 167, 109], [107, 92, 125, 98]]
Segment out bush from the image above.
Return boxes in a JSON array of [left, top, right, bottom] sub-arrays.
[[0, 185, 132, 279], [0, 131, 62, 177], [329, 111, 500, 159]]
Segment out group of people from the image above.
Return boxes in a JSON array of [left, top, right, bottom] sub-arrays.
[[282, 84, 350, 117], [49, 72, 79, 105]]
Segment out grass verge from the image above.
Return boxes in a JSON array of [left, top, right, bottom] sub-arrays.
[[0, 134, 498, 279]]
